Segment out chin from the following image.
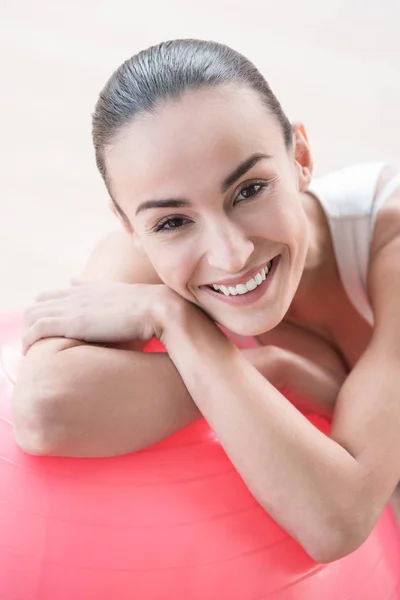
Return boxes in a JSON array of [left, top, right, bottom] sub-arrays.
[[220, 296, 292, 336], [218, 315, 281, 338]]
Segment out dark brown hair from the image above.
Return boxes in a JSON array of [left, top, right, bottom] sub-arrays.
[[92, 39, 292, 211]]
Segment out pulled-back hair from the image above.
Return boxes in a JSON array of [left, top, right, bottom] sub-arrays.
[[93, 39, 292, 200]]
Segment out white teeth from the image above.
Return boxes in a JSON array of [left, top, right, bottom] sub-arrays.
[[245, 278, 257, 291], [236, 284, 248, 295], [209, 260, 273, 296]]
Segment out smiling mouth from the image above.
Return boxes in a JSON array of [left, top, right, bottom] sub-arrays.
[[207, 258, 276, 296]]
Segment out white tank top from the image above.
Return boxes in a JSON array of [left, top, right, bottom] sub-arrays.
[[308, 163, 400, 325]]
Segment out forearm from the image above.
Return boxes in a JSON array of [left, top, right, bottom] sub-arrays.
[[12, 338, 279, 458], [12, 338, 201, 457], [162, 310, 359, 562], [13, 307, 340, 461]]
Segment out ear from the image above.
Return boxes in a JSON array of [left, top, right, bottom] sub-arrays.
[[108, 202, 134, 235], [292, 122, 313, 192]]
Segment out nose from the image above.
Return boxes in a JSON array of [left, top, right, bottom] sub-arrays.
[[206, 220, 255, 273]]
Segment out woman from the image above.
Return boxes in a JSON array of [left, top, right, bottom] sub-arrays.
[[12, 39, 400, 563]]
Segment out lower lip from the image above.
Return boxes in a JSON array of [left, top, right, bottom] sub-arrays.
[[201, 256, 280, 307]]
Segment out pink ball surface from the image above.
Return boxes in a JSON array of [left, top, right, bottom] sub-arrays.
[[1, 312, 399, 599]]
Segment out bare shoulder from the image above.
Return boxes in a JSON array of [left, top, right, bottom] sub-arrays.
[[82, 229, 162, 284], [371, 165, 400, 259]]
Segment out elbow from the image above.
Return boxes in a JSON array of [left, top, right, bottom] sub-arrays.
[[12, 387, 63, 457], [303, 514, 371, 564], [13, 423, 55, 456], [306, 537, 361, 565]]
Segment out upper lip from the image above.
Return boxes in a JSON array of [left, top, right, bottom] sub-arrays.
[[203, 259, 274, 287]]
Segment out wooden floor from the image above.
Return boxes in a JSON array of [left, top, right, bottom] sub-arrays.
[[1, 0, 400, 520]]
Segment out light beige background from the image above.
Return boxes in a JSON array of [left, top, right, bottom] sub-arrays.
[[1, 0, 399, 309]]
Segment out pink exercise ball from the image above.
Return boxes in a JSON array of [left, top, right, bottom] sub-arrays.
[[1, 311, 400, 599]]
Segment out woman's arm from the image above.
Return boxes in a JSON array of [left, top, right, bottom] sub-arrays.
[[12, 231, 202, 456], [161, 307, 358, 564], [159, 197, 400, 564], [12, 337, 203, 457], [13, 336, 341, 458], [14, 230, 342, 457]]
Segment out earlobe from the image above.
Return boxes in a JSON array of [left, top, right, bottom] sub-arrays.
[[297, 164, 313, 193], [292, 122, 313, 192]]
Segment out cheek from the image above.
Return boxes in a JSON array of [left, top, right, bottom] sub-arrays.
[[278, 204, 309, 267], [259, 196, 308, 270], [142, 241, 195, 293], [256, 196, 305, 244]]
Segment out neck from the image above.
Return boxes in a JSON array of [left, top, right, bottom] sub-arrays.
[[289, 191, 337, 316]]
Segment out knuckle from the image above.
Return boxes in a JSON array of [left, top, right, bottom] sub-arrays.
[[34, 317, 55, 337], [32, 319, 45, 336]]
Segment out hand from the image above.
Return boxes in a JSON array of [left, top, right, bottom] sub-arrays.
[[22, 280, 182, 354]]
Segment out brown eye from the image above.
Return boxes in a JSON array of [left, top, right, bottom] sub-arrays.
[[235, 182, 267, 203], [154, 216, 191, 232]]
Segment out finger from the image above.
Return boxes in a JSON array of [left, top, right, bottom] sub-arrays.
[[22, 317, 69, 352], [24, 302, 65, 328], [35, 289, 71, 302], [24, 301, 65, 327], [70, 278, 84, 286]]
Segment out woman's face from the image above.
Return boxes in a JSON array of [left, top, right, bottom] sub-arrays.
[[106, 85, 312, 336]]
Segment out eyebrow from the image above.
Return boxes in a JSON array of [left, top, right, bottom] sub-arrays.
[[221, 152, 272, 192], [135, 198, 188, 216], [135, 152, 272, 216]]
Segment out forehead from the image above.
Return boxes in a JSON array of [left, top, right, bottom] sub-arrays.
[[106, 85, 286, 204]]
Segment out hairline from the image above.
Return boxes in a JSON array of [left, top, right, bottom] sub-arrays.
[[97, 82, 293, 217]]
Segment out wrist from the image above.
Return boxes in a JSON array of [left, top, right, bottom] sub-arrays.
[[149, 286, 189, 338], [150, 288, 238, 358]]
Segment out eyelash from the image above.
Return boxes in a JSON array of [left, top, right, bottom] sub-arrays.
[[152, 181, 269, 233]]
